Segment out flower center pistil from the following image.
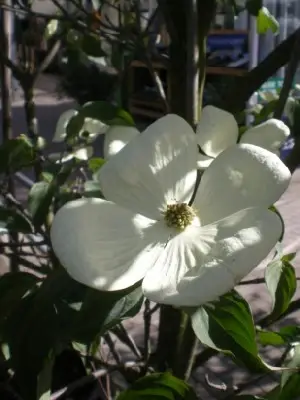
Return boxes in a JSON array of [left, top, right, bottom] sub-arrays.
[[164, 203, 196, 231]]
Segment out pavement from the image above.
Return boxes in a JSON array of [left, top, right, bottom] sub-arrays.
[[1, 73, 300, 399]]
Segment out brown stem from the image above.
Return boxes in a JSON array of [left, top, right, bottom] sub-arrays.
[[185, 0, 199, 125], [22, 82, 42, 179]]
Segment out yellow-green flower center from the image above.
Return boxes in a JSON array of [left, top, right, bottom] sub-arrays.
[[164, 203, 196, 231]]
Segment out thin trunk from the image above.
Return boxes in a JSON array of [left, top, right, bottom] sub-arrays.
[[23, 83, 42, 179], [156, 0, 216, 379], [0, 0, 19, 272]]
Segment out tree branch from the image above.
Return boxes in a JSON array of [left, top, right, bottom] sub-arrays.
[[274, 30, 300, 119], [223, 27, 300, 114]]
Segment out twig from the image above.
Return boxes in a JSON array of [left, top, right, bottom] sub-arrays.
[[32, 39, 62, 81], [239, 277, 300, 286], [133, 0, 169, 112], [6, 251, 49, 258], [0, 240, 47, 248], [222, 345, 292, 399], [50, 367, 114, 400], [112, 324, 142, 360], [1, 191, 50, 244], [104, 333, 122, 366], [143, 299, 152, 364], [144, 303, 160, 317]]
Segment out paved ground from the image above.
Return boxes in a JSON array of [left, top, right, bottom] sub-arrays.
[[1, 74, 300, 399]]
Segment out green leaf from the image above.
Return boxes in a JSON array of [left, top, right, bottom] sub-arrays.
[[0, 206, 33, 234], [44, 19, 60, 40], [36, 353, 55, 400], [82, 34, 106, 57], [80, 101, 135, 127], [88, 157, 106, 173], [257, 330, 285, 346], [257, 7, 279, 35], [71, 286, 144, 343], [0, 272, 38, 329], [246, 0, 263, 16], [282, 253, 297, 262], [257, 326, 300, 346], [28, 164, 73, 226], [117, 372, 197, 400], [3, 269, 75, 400], [28, 181, 53, 226], [254, 100, 278, 125], [83, 180, 103, 198], [265, 258, 296, 321], [66, 113, 85, 142], [279, 344, 300, 400], [191, 291, 267, 372], [0, 136, 35, 172]]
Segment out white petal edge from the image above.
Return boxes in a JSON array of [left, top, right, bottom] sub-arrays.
[[240, 119, 290, 155], [53, 109, 78, 143], [196, 106, 239, 157], [51, 198, 170, 291], [104, 125, 140, 159], [81, 118, 109, 142], [143, 207, 282, 306], [194, 143, 291, 225], [97, 114, 198, 220], [197, 153, 213, 170]]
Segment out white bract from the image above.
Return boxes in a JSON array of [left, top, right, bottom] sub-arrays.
[[52, 109, 139, 161], [53, 109, 108, 144], [197, 105, 290, 169], [50, 114, 291, 307]]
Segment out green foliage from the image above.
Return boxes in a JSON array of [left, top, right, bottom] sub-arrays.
[[257, 326, 300, 346], [88, 157, 106, 173], [117, 372, 197, 400], [265, 255, 297, 321], [245, 0, 263, 16], [257, 7, 279, 34], [254, 100, 278, 125], [0, 268, 143, 399], [28, 163, 74, 226], [0, 206, 33, 234], [0, 135, 35, 172], [80, 101, 135, 126], [0, 272, 38, 332], [65, 101, 135, 142], [83, 180, 103, 198], [191, 291, 268, 372], [81, 34, 106, 57], [68, 286, 144, 344], [279, 345, 300, 400], [28, 181, 53, 226]]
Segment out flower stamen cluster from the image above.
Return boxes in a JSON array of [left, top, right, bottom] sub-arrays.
[[164, 203, 196, 230]]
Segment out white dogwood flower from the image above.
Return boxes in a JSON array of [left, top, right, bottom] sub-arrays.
[[53, 109, 108, 143], [51, 109, 139, 162], [50, 114, 291, 307], [197, 106, 290, 169]]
